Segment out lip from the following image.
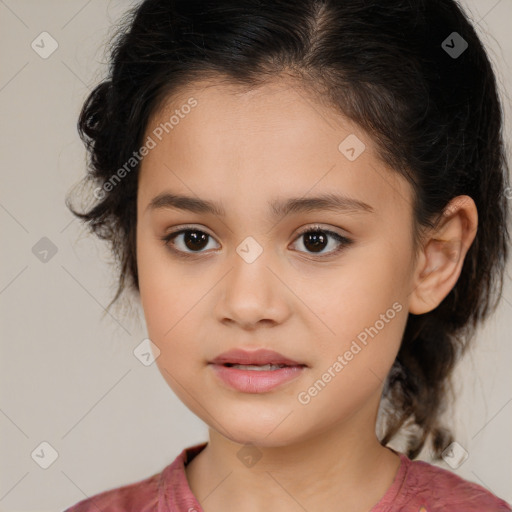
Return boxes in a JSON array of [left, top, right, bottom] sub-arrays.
[[209, 348, 306, 366], [208, 348, 307, 393]]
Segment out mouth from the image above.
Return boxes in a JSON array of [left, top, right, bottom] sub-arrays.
[[220, 362, 305, 371], [208, 348, 307, 393], [209, 348, 307, 368]]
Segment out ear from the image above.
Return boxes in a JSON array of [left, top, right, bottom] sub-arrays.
[[408, 195, 478, 315]]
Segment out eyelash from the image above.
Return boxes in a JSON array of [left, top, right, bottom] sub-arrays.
[[160, 224, 353, 260]]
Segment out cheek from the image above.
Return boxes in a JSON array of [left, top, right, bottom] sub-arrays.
[[139, 269, 204, 388], [297, 238, 409, 361], [136, 229, 195, 345]]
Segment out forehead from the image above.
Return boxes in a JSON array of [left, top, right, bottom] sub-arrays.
[[138, 77, 413, 220]]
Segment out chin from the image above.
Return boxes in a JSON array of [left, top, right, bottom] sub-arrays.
[[213, 415, 305, 448]]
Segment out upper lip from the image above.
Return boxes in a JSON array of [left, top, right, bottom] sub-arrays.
[[209, 349, 306, 367]]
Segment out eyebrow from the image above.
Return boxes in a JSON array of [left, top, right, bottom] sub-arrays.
[[146, 192, 374, 218]]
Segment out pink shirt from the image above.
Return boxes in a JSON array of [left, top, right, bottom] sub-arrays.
[[63, 442, 511, 511]]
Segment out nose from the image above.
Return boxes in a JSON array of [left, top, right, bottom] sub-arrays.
[[214, 246, 291, 330]]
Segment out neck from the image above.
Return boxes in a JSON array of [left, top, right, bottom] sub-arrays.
[[185, 396, 402, 512]]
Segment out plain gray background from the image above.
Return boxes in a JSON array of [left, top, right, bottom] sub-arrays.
[[1, 1, 511, 510]]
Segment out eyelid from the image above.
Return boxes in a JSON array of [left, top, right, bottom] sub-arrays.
[[294, 223, 349, 239]]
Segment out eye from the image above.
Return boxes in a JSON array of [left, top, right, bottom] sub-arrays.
[[160, 226, 219, 257], [290, 224, 353, 258], [160, 224, 353, 258]]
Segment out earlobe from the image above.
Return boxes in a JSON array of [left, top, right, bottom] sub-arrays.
[[408, 195, 478, 315]]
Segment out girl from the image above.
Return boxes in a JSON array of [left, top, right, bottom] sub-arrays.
[[64, 0, 511, 510]]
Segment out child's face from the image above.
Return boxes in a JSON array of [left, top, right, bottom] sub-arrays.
[[136, 78, 417, 446]]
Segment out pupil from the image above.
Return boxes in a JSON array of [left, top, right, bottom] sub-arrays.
[[185, 230, 208, 251], [304, 231, 327, 253]]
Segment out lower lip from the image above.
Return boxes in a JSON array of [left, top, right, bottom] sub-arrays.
[[209, 364, 305, 393]]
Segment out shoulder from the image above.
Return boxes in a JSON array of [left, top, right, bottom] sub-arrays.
[[61, 442, 207, 512], [61, 470, 162, 512], [398, 455, 512, 511]]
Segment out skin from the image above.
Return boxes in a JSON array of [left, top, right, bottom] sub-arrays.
[[135, 76, 478, 512]]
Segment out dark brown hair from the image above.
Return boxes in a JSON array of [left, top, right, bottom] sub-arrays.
[[66, 0, 510, 459]]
